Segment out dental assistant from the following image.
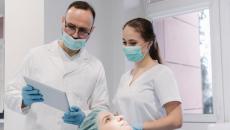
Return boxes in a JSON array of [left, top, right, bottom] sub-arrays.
[[5, 1, 109, 130], [112, 18, 183, 130]]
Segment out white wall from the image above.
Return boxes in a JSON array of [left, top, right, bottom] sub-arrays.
[[44, 0, 74, 43], [4, 0, 44, 130], [0, 0, 4, 17]]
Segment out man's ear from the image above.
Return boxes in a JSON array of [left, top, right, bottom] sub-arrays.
[[61, 16, 65, 24], [86, 26, 95, 41], [61, 16, 65, 30]]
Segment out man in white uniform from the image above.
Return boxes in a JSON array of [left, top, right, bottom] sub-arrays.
[[5, 1, 109, 130]]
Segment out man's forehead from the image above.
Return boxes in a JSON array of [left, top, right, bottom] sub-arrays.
[[65, 8, 94, 27], [66, 8, 93, 19]]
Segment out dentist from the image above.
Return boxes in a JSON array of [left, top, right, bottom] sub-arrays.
[[113, 18, 183, 130], [5, 1, 109, 130]]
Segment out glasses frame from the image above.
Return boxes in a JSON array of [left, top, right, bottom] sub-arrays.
[[64, 20, 92, 39]]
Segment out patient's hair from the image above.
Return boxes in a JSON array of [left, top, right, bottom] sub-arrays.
[[79, 109, 102, 130]]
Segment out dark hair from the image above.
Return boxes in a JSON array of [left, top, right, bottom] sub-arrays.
[[123, 18, 162, 64], [67, 1, 96, 23]]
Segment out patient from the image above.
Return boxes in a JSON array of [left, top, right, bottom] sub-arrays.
[[79, 109, 132, 130]]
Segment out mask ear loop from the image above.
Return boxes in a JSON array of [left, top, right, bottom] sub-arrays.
[[141, 41, 152, 58], [148, 41, 153, 49], [145, 39, 156, 60], [151, 38, 157, 48]]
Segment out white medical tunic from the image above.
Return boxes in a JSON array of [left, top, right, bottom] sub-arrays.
[[5, 40, 109, 130], [112, 64, 181, 126]]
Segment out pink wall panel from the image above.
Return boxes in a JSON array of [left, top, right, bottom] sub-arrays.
[[174, 12, 199, 27], [154, 13, 203, 113], [166, 63, 203, 113], [164, 16, 200, 67]]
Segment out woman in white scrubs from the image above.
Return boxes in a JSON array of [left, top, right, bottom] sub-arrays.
[[112, 18, 183, 130]]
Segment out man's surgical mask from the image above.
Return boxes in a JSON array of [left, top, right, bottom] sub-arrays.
[[123, 45, 145, 62], [62, 32, 86, 50]]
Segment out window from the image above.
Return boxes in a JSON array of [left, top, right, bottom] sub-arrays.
[[153, 9, 213, 114], [146, 0, 224, 123]]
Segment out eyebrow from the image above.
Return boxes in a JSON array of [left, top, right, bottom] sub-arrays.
[[128, 39, 137, 42], [66, 21, 76, 26], [122, 38, 137, 42], [66, 21, 90, 30]]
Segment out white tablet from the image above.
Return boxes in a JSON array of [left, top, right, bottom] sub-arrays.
[[24, 77, 70, 112]]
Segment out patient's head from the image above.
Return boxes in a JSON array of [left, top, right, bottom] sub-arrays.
[[79, 109, 132, 130]]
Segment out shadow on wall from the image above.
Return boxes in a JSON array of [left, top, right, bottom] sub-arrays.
[[0, 17, 3, 38], [0, 111, 3, 119]]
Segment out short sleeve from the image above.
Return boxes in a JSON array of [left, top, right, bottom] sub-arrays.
[[154, 66, 182, 106]]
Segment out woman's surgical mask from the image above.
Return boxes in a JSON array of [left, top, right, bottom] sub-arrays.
[[62, 32, 86, 50], [123, 45, 145, 62]]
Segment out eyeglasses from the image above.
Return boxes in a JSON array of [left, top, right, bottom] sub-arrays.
[[64, 20, 92, 38]]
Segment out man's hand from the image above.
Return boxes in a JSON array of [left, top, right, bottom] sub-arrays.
[[63, 106, 85, 126], [22, 85, 44, 107]]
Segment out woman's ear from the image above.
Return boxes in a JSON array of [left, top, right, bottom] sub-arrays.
[[148, 41, 153, 49]]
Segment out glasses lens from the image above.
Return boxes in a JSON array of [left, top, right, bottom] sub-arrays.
[[65, 24, 76, 34], [78, 28, 90, 37], [65, 21, 91, 38]]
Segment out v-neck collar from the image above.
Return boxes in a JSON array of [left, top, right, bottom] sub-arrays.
[[127, 63, 160, 86], [46, 40, 90, 77]]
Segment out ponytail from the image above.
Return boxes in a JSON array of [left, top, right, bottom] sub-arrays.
[[149, 39, 162, 64]]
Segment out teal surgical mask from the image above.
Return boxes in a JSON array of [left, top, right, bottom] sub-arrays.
[[123, 45, 145, 62], [62, 32, 86, 50]]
